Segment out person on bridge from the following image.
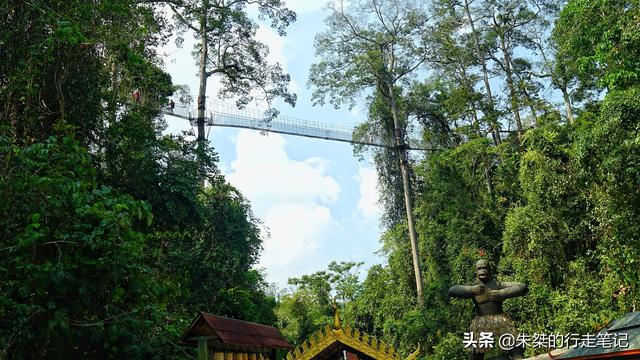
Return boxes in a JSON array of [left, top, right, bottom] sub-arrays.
[[448, 259, 528, 360], [169, 99, 175, 112]]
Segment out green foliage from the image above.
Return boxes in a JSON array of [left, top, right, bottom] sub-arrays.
[[164, 181, 271, 322], [431, 332, 467, 360], [1, 1, 281, 358], [280, 88, 640, 359], [276, 291, 332, 345], [554, 0, 640, 90], [276, 262, 363, 345], [3, 0, 640, 358], [284, 1, 640, 358], [0, 0, 171, 144], [502, 124, 585, 285], [171, 0, 297, 114], [574, 88, 640, 311], [349, 264, 414, 339], [310, 0, 429, 109], [546, 259, 617, 334], [0, 135, 165, 357]]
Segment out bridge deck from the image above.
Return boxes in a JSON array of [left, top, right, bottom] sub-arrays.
[[162, 105, 431, 151]]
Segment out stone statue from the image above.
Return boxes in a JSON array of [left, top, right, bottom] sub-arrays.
[[448, 259, 528, 360]]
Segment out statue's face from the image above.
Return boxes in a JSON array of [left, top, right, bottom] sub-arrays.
[[475, 260, 491, 281]]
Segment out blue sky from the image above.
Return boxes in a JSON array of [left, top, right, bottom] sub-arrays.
[[159, 0, 385, 289]]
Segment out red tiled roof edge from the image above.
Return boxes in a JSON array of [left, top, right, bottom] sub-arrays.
[[200, 313, 292, 349]]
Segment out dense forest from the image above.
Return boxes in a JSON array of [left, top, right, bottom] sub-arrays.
[[1, 0, 639, 359]]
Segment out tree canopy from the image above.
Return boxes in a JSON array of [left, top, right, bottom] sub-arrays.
[[2, 0, 640, 359], [278, 0, 640, 359], [1, 0, 279, 358]]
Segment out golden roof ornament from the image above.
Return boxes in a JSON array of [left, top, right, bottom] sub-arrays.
[[332, 306, 342, 330]]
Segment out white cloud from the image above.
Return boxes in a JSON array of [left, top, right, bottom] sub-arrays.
[[225, 130, 341, 282], [259, 202, 332, 269], [356, 167, 381, 220], [227, 130, 340, 208]]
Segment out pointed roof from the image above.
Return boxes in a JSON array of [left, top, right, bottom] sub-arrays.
[[286, 312, 420, 360], [179, 312, 292, 350]]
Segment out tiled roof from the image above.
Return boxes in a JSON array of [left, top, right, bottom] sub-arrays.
[[179, 312, 292, 350]]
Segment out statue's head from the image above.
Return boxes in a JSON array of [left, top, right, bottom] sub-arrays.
[[475, 259, 492, 282]]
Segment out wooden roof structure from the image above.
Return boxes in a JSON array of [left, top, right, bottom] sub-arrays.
[[286, 312, 420, 360], [179, 312, 292, 352]]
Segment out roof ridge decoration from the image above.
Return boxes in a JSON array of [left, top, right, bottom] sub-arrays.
[[286, 312, 420, 360]]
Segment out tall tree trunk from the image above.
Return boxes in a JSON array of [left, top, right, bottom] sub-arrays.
[[463, 0, 501, 146], [195, 2, 209, 186], [562, 87, 575, 124], [386, 80, 424, 308], [519, 82, 539, 127], [528, 103, 539, 127], [460, 3, 497, 196], [197, 2, 209, 153], [498, 33, 523, 135]]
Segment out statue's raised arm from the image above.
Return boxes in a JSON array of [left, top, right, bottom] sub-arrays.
[[491, 281, 528, 301], [448, 284, 484, 299]]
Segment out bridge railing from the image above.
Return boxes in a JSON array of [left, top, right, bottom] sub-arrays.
[[162, 104, 431, 150]]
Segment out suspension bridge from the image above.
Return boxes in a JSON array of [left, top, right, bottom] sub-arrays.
[[161, 103, 433, 151]]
